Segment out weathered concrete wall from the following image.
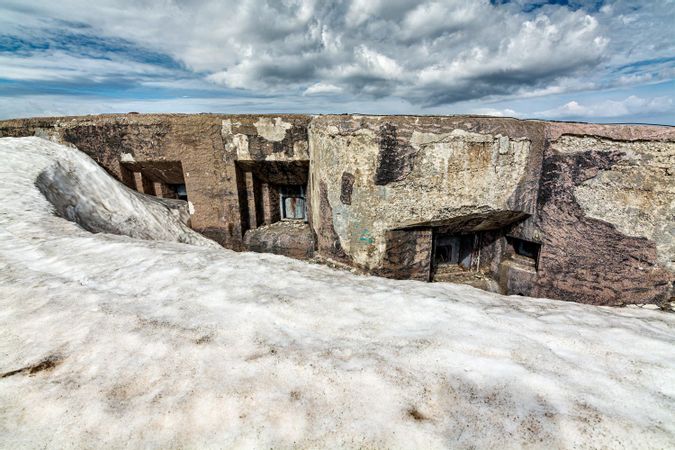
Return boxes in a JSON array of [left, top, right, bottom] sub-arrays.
[[307, 116, 674, 305], [219, 115, 311, 241], [0, 114, 240, 247], [308, 115, 545, 274], [525, 125, 675, 306], [1, 113, 673, 306], [222, 116, 309, 162], [0, 114, 311, 250], [556, 136, 673, 271]]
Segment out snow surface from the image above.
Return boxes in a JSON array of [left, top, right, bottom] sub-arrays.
[[0, 137, 674, 449]]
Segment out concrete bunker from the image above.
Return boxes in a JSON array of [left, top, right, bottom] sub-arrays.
[[376, 210, 533, 292], [121, 160, 188, 201], [2, 112, 671, 306], [237, 161, 315, 259]]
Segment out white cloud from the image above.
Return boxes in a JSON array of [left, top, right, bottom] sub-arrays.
[[537, 95, 674, 119], [0, 0, 614, 105], [303, 82, 343, 95], [0, 52, 174, 82], [0, 0, 673, 122], [469, 107, 521, 118], [400, 1, 481, 41]]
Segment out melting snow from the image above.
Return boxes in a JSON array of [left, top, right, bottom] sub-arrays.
[[0, 137, 674, 448]]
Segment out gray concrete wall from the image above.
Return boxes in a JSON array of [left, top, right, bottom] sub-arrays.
[[1, 113, 673, 306]]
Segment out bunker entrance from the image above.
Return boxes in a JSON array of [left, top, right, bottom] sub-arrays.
[[430, 227, 501, 289], [236, 161, 310, 231], [236, 161, 314, 259], [121, 161, 188, 201], [433, 233, 475, 271]]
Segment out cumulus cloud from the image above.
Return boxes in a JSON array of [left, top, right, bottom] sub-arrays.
[[469, 107, 521, 118], [0, 0, 673, 122], [303, 82, 343, 96], [537, 95, 674, 119], [0, 0, 611, 105]]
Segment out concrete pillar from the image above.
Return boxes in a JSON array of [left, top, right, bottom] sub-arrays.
[[245, 171, 258, 229], [153, 182, 164, 198], [133, 172, 144, 193], [119, 164, 137, 189], [141, 173, 156, 196], [262, 183, 272, 225]]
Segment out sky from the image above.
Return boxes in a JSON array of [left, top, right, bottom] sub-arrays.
[[0, 0, 673, 124]]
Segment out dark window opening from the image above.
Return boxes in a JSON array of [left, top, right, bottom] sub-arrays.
[[434, 235, 460, 266], [120, 161, 187, 201], [170, 183, 188, 201], [235, 161, 310, 233], [433, 234, 474, 270], [280, 185, 306, 221], [508, 237, 541, 269]]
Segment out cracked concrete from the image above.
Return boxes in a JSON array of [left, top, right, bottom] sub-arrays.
[[0, 114, 673, 305]]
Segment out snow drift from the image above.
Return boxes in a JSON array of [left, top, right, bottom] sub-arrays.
[[32, 140, 217, 246], [0, 137, 674, 449]]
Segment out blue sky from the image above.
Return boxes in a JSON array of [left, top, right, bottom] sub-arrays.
[[0, 0, 673, 124]]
